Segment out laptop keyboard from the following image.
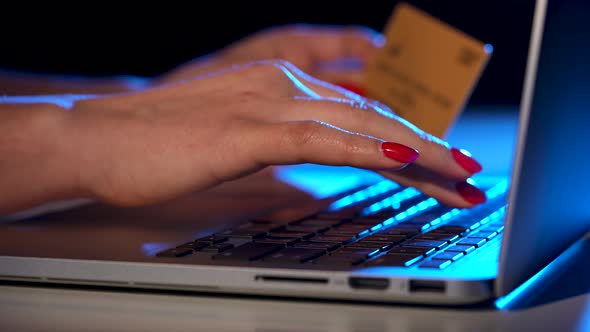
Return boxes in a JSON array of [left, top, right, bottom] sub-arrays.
[[156, 180, 508, 270]]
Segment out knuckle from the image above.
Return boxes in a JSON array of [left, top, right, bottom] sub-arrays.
[[286, 120, 324, 147], [340, 136, 365, 156]]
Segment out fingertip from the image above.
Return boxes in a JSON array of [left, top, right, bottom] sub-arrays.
[[451, 148, 484, 174], [456, 180, 487, 205], [381, 142, 420, 164]]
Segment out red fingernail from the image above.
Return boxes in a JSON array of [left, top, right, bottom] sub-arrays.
[[381, 142, 419, 163], [337, 82, 366, 97], [456, 181, 487, 205], [451, 148, 483, 174]]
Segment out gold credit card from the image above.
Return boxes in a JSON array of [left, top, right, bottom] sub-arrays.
[[365, 2, 493, 138]]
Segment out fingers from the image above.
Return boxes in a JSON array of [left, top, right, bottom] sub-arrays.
[[377, 168, 487, 209], [249, 120, 419, 171], [279, 97, 480, 182], [278, 24, 384, 65]]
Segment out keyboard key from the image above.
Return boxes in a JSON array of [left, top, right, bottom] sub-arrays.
[[457, 238, 487, 248], [322, 230, 360, 237], [235, 223, 284, 232], [346, 242, 388, 250], [419, 259, 452, 269], [482, 225, 505, 233], [432, 251, 464, 261], [431, 226, 467, 235], [179, 242, 210, 251], [202, 243, 234, 253], [195, 236, 228, 244], [362, 235, 406, 244], [403, 240, 448, 250], [414, 233, 459, 243], [297, 219, 343, 227], [284, 225, 330, 233], [393, 223, 430, 232], [377, 228, 419, 238], [470, 231, 498, 239], [445, 245, 476, 254], [255, 237, 300, 246], [347, 219, 383, 226], [212, 242, 283, 261], [366, 195, 427, 218], [264, 248, 325, 263], [294, 241, 341, 251], [389, 246, 435, 256], [369, 253, 424, 267], [156, 247, 193, 258], [219, 230, 267, 239], [311, 235, 355, 244], [315, 213, 356, 220], [313, 255, 365, 266], [335, 224, 373, 232], [331, 248, 376, 257], [268, 231, 315, 240]]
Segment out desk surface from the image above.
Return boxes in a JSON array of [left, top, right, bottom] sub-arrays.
[[0, 282, 588, 332], [1, 108, 589, 331]]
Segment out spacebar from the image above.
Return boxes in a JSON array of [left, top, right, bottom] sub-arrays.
[[212, 242, 283, 261]]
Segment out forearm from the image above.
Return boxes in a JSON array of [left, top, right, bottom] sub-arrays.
[[0, 69, 150, 95], [0, 99, 86, 215]]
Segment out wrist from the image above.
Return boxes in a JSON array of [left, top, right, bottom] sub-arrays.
[[35, 103, 91, 200], [0, 100, 90, 214]]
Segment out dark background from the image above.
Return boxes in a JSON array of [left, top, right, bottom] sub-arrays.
[[1, 1, 535, 106]]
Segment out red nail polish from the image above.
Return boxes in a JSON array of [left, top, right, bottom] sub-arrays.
[[451, 148, 483, 174], [381, 142, 419, 163], [456, 181, 487, 205], [337, 82, 366, 97]]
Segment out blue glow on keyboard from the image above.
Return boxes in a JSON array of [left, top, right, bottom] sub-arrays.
[[368, 249, 380, 256], [404, 256, 423, 267], [395, 211, 408, 221], [439, 260, 452, 269], [275, 164, 383, 199], [486, 179, 510, 199], [370, 224, 382, 232], [328, 180, 399, 211], [361, 187, 421, 216], [382, 218, 395, 226], [141, 242, 170, 256], [358, 230, 370, 237], [494, 250, 563, 310]]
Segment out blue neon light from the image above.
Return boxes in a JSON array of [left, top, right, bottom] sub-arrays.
[[275, 165, 378, 200], [370, 224, 383, 232], [358, 230, 370, 237], [495, 232, 586, 310], [495, 263, 553, 309], [404, 256, 423, 266], [382, 218, 395, 226]]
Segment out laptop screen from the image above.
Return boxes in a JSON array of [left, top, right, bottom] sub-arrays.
[[497, 0, 590, 296]]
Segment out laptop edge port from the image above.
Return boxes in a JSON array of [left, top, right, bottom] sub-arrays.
[[348, 277, 390, 290], [408, 279, 446, 293]]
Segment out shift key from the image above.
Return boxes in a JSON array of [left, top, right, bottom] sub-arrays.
[[212, 242, 283, 261]]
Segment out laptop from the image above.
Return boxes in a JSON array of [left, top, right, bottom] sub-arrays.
[[0, 0, 588, 305]]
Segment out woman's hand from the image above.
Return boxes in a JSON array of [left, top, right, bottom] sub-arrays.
[[57, 60, 485, 211], [156, 24, 381, 90]]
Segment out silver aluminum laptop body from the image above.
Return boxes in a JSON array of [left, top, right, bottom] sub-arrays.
[[0, 0, 588, 305]]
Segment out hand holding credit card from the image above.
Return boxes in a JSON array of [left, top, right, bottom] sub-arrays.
[[364, 2, 493, 139]]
